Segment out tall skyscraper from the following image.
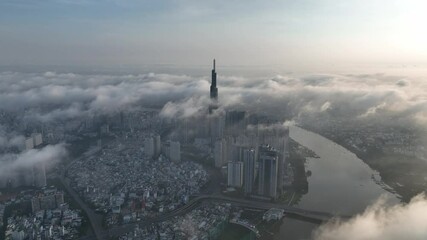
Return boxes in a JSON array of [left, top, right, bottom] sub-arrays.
[[145, 134, 161, 159], [231, 145, 246, 162], [258, 146, 279, 199], [209, 59, 219, 115], [32, 133, 43, 147], [209, 113, 225, 142], [154, 134, 161, 157], [243, 148, 256, 194], [170, 141, 181, 162], [214, 139, 224, 168], [256, 127, 289, 194], [210, 59, 218, 100], [25, 137, 34, 150], [144, 137, 154, 159], [162, 140, 181, 162], [227, 161, 244, 188], [33, 163, 47, 187]]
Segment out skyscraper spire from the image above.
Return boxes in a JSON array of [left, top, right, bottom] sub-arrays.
[[210, 59, 218, 100], [209, 59, 219, 115]]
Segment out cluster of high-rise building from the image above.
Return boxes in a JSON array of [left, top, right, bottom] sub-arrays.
[[144, 134, 161, 159], [144, 134, 182, 162], [223, 144, 285, 199], [31, 188, 65, 213], [25, 133, 43, 150], [162, 140, 181, 162], [207, 60, 289, 199], [156, 60, 288, 199]]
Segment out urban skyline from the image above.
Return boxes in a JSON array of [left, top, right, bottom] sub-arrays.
[[1, 1, 427, 239]]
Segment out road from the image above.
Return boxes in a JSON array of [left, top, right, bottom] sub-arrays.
[[60, 146, 104, 240], [73, 189, 349, 239], [60, 176, 105, 240], [98, 194, 350, 239]]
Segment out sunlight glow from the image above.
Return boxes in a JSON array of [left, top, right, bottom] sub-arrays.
[[393, 0, 427, 56]]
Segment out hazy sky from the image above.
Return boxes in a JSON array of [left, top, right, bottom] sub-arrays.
[[0, 0, 426, 70]]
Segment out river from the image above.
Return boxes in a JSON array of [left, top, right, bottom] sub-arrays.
[[274, 126, 399, 239]]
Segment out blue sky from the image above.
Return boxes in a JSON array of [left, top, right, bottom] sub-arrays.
[[0, 0, 426, 70]]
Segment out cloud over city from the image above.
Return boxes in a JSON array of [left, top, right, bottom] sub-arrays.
[[0, 70, 426, 129], [314, 194, 427, 240], [0, 143, 68, 180]]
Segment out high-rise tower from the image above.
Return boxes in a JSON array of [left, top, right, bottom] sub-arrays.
[[258, 145, 279, 199], [210, 59, 218, 100], [243, 148, 256, 194]]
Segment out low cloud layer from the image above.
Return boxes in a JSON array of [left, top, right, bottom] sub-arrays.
[[0, 70, 426, 130], [0, 71, 209, 122], [0, 124, 25, 151], [160, 96, 211, 119], [0, 143, 67, 179], [0, 69, 426, 237], [314, 194, 427, 240]]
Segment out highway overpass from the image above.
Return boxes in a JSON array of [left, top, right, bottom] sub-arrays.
[[94, 194, 350, 239]]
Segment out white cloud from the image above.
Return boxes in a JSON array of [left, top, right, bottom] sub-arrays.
[[320, 101, 331, 112], [0, 70, 426, 129], [0, 124, 25, 149], [358, 102, 387, 118], [313, 194, 427, 240], [0, 143, 68, 179], [0, 71, 209, 121], [160, 96, 211, 119]]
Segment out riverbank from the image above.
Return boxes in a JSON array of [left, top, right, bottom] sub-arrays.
[[308, 127, 427, 203]]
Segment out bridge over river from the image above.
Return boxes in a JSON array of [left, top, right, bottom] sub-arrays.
[[82, 194, 350, 239]]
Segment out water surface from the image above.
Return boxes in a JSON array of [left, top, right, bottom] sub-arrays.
[[275, 126, 399, 239]]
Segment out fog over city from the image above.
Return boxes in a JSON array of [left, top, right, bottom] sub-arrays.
[[1, 68, 427, 238], [1, 0, 427, 239], [0, 70, 426, 126], [0, 144, 67, 181]]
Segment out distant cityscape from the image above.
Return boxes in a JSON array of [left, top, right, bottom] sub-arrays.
[[2, 0, 427, 239], [0, 60, 426, 240], [0, 60, 299, 240]]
